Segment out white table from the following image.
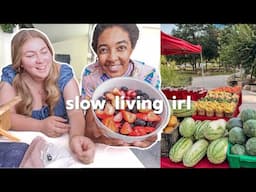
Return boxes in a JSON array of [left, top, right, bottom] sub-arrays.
[[0, 131, 145, 168]]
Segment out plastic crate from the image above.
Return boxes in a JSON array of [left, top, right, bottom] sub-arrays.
[[227, 143, 256, 168], [161, 126, 180, 157]]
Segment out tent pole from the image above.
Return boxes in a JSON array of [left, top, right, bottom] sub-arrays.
[[200, 53, 204, 77]]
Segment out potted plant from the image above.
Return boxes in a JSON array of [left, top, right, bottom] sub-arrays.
[[0, 24, 16, 33]]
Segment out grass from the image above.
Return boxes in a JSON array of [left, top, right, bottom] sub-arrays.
[[161, 65, 194, 87], [160, 64, 235, 88]]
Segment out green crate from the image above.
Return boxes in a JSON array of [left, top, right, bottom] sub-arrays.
[[227, 143, 256, 168]]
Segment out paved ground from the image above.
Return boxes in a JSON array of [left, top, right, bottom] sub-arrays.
[[132, 75, 256, 168], [131, 140, 160, 168], [190, 75, 230, 89]]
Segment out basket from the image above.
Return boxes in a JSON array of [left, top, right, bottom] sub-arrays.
[[227, 143, 256, 168]]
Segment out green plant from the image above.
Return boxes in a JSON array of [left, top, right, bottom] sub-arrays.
[[0, 24, 16, 33]]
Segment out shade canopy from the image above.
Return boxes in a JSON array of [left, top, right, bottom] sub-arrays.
[[161, 31, 202, 55]]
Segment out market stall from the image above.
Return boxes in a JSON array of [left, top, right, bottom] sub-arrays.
[[160, 85, 256, 168], [161, 87, 236, 168], [160, 32, 256, 168]]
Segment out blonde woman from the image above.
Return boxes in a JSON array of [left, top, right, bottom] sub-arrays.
[[0, 29, 95, 164]]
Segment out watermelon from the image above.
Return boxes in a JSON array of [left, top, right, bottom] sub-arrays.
[[226, 117, 243, 131], [230, 144, 246, 155], [169, 137, 193, 163], [183, 139, 209, 167], [243, 119, 256, 138], [179, 117, 196, 137], [204, 119, 226, 141], [207, 137, 228, 164], [228, 127, 246, 145], [245, 137, 256, 155], [240, 109, 256, 122], [194, 120, 209, 140]]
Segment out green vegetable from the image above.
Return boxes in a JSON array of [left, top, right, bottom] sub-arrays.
[[245, 137, 256, 155], [169, 137, 193, 163], [240, 109, 256, 122], [183, 139, 209, 167], [243, 119, 256, 138], [207, 137, 228, 164], [179, 117, 196, 137], [204, 119, 226, 141], [231, 144, 246, 155], [229, 127, 246, 144], [226, 117, 243, 131]]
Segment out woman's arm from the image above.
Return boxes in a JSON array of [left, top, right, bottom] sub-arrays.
[[63, 78, 85, 138], [0, 81, 69, 138], [63, 78, 95, 164], [0, 82, 43, 131]]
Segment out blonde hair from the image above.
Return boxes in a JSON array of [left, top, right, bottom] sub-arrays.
[[11, 29, 60, 116]]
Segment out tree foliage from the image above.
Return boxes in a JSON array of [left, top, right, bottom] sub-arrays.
[[170, 24, 219, 71], [218, 24, 256, 78]]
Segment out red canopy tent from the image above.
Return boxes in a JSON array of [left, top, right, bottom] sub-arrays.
[[161, 31, 202, 55], [161, 31, 204, 75]]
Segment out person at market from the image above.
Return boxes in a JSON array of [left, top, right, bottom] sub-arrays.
[[81, 24, 161, 148], [0, 28, 95, 164]]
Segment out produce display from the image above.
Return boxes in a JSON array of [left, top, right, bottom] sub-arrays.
[[171, 102, 196, 117], [193, 90, 240, 118], [167, 118, 228, 167], [161, 85, 255, 168], [162, 87, 207, 100], [163, 115, 179, 134], [211, 85, 242, 95], [227, 108, 256, 168]]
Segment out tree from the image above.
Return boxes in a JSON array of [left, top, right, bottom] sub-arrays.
[[172, 24, 219, 72], [218, 24, 256, 77]]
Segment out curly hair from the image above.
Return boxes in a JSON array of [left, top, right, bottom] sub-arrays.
[[91, 24, 139, 54], [11, 29, 60, 116]]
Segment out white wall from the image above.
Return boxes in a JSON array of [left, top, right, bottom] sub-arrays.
[[0, 31, 13, 77], [131, 24, 160, 70], [1, 24, 160, 80], [52, 35, 89, 82]]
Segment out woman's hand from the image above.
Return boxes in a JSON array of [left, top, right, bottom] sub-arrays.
[[41, 116, 70, 137], [70, 135, 95, 164], [131, 135, 158, 148], [93, 130, 157, 148]]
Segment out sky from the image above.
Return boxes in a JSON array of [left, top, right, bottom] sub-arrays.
[[161, 24, 177, 34], [161, 24, 225, 35]]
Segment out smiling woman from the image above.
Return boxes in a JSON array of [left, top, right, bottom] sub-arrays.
[[81, 24, 161, 149], [0, 28, 96, 164]]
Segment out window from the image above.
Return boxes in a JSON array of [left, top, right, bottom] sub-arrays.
[[55, 54, 71, 64]]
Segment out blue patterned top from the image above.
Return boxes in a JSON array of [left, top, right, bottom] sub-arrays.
[[1, 64, 73, 120], [81, 60, 161, 99]]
